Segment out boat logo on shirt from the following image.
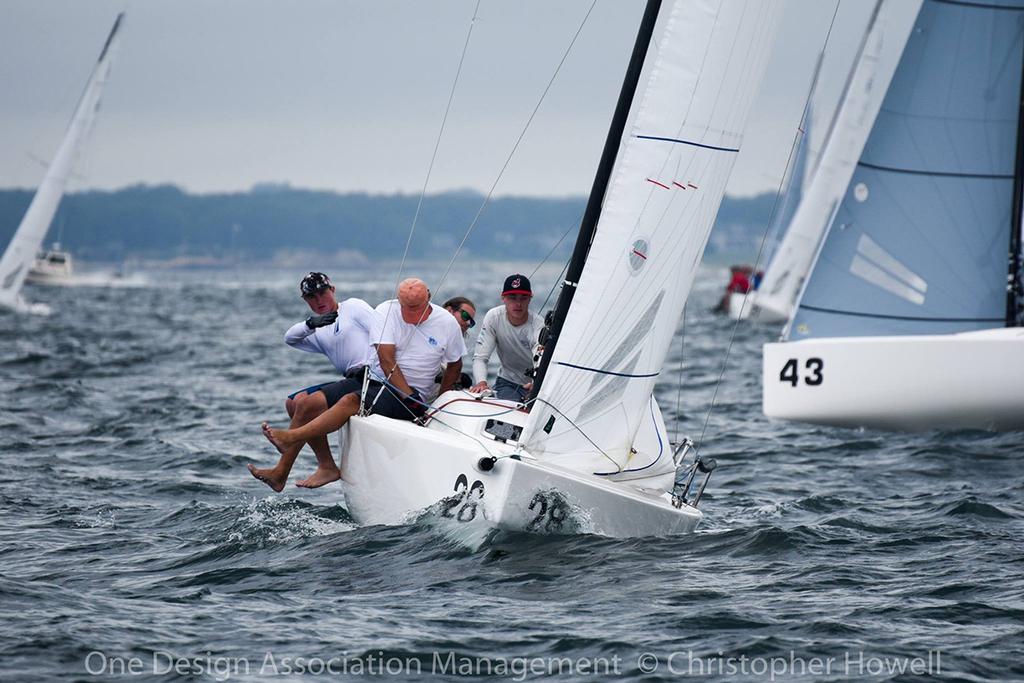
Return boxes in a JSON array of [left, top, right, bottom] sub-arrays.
[[428, 337, 438, 347]]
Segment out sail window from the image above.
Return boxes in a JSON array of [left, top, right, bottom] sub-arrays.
[[849, 234, 928, 305]]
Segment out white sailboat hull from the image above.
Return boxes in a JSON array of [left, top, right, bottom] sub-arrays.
[[763, 328, 1024, 431], [340, 393, 702, 538], [727, 291, 789, 323]]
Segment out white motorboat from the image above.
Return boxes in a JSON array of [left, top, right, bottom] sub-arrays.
[[339, 0, 783, 537], [25, 244, 74, 285]]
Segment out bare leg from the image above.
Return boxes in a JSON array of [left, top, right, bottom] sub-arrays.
[[293, 434, 338, 488], [249, 391, 334, 491], [264, 392, 360, 452]]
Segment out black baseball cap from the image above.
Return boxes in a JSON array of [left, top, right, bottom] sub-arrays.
[[502, 273, 532, 296], [300, 272, 333, 297]]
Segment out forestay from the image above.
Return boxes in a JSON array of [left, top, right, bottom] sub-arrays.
[[755, 0, 922, 320], [522, 0, 782, 472], [0, 13, 124, 310], [788, 0, 1024, 339]]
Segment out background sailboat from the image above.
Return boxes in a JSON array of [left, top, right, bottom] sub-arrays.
[[0, 13, 124, 313], [763, 0, 1024, 431], [738, 0, 922, 323]]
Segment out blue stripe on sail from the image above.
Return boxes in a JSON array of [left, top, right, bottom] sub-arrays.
[[799, 304, 1005, 323], [858, 160, 1013, 179], [634, 135, 740, 153], [555, 361, 660, 378], [931, 0, 1024, 12]]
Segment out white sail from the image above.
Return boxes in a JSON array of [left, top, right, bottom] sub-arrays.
[[751, 0, 922, 321], [0, 13, 125, 312], [763, 0, 1024, 432], [522, 0, 782, 472], [787, 0, 1021, 338]]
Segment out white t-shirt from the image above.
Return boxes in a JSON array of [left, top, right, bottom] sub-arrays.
[[284, 297, 378, 373], [370, 300, 466, 400]]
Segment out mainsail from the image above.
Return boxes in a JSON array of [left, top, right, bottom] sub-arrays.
[[787, 0, 1024, 340], [753, 0, 922, 321], [522, 0, 782, 471], [0, 13, 125, 311]]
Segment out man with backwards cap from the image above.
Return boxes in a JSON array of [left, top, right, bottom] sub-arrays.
[[259, 278, 466, 463], [248, 272, 377, 492], [470, 273, 545, 403]]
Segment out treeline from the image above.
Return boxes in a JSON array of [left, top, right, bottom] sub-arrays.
[[0, 184, 776, 263]]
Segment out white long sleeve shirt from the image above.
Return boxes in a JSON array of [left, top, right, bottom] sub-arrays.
[[472, 306, 544, 387], [284, 297, 377, 374]]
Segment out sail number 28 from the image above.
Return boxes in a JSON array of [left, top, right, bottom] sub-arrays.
[[779, 358, 823, 386]]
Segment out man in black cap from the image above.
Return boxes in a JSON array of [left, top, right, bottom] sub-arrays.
[[470, 273, 545, 402], [248, 272, 377, 492]]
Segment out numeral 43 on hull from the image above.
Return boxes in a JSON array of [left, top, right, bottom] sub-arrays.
[[779, 358, 823, 386]]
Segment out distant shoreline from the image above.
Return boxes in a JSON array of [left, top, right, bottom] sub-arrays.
[[1, 184, 776, 264]]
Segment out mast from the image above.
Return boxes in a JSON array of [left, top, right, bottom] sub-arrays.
[[528, 0, 661, 403], [1007, 34, 1024, 327]]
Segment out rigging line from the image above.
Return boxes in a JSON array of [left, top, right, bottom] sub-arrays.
[[674, 304, 685, 446], [540, 258, 571, 313], [381, 0, 481, 349], [423, 411, 498, 458], [533, 397, 620, 471], [529, 211, 583, 280], [368, 2, 481, 398], [695, 0, 842, 454], [429, 0, 600, 301]]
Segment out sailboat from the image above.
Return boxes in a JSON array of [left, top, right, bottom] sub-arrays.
[[726, 68, 817, 321], [338, 0, 783, 537], [763, 0, 1024, 432], [735, 0, 922, 324], [0, 13, 124, 312]]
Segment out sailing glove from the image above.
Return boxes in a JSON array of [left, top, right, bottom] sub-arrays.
[[305, 311, 338, 329]]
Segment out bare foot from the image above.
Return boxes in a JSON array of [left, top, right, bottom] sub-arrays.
[[247, 463, 286, 492], [296, 466, 341, 489], [260, 421, 289, 454]]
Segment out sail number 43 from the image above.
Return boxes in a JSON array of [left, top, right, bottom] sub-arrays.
[[780, 358, 823, 386]]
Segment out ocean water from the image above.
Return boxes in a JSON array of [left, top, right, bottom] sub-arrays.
[[1, 262, 1021, 682]]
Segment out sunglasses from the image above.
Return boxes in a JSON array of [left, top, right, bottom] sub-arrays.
[[458, 309, 475, 328]]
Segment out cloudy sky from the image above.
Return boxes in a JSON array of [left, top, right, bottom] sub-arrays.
[[0, 0, 872, 199]]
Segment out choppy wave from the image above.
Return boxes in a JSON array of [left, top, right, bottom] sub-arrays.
[[1, 264, 1020, 681]]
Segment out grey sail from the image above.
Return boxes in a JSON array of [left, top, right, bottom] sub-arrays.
[[787, 0, 1024, 340], [762, 102, 813, 270]]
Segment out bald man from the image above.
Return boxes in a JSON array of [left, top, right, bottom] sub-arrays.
[[260, 278, 466, 467]]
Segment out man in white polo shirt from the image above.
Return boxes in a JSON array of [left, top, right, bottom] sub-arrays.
[[470, 273, 545, 402], [259, 278, 465, 456]]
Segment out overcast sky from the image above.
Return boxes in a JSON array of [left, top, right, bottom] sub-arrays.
[[0, 0, 873, 198]]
